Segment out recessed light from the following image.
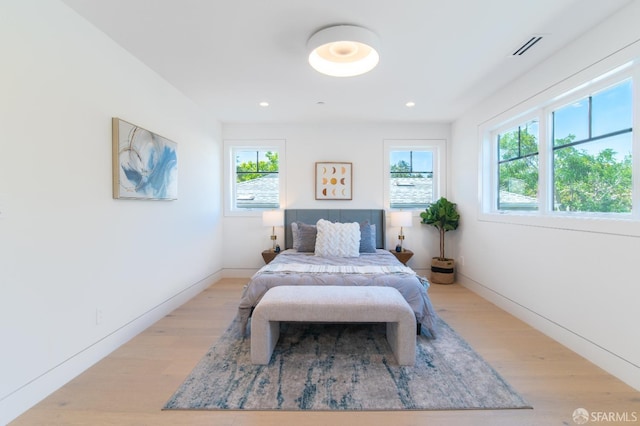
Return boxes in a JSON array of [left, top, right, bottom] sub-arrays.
[[259, 101, 269, 107], [405, 101, 416, 107]]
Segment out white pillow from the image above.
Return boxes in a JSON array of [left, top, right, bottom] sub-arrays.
[[314, 219, 361, 257]]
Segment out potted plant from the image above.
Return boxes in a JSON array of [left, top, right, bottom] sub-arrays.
[[420, 197, 460, 284]]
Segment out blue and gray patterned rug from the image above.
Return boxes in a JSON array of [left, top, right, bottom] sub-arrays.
[[164, 316, 530, 411]]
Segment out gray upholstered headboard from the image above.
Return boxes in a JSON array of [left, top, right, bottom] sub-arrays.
[[284, 209, 386, 250]]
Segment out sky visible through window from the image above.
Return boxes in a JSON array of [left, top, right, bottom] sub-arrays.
[[236, 151, 271, 166], [554, 79, 632, 160], [390, 151, 432, 172]]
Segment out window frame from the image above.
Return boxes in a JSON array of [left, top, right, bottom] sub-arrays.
[[479, 60, 640, 237], [223, 139, 286, 217], [384, 139, 446, 212]]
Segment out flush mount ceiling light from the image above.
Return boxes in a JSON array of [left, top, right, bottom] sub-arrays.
[[307, 25, 380, 77]]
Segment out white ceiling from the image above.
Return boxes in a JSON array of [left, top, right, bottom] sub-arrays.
[[61, 0, 631, 124]]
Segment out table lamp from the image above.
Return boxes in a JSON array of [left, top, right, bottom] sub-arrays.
[[262, 210, 284, 251], [390, 211, 412, 252]]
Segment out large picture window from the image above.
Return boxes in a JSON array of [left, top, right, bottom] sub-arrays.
[[481, 65, 636, 231], [551, 79, 632, 213]]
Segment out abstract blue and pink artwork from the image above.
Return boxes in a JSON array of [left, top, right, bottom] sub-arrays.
[[112, 118, 178, 200]]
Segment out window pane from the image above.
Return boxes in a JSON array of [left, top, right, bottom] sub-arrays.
[[521, 120, 539, 156], [411, 151, 432, 172], [390, 150, 433, 208], [390, 151, 411, 171], [498, 157, 539, 211], [554, 98, 589, 146], [234, 149, 279, 209], [592, 79, 632, 137], [235, 151, 257, 171], [496, 119, 539, 211], [498, 120, 538, 160], [553, 133, 632, 213], [498, 127, 520, 161]]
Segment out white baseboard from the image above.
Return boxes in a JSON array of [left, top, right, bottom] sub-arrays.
[[456, 273, 640, 392], [1, 271, 221, 425]]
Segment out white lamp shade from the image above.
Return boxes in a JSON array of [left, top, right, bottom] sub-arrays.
[[262, 210, 284, 227], [390, 211, 412, 228]]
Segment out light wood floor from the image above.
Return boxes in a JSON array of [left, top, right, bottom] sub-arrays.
[[12, 279, 640, 426]]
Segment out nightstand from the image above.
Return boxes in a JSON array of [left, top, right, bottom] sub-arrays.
[[261, 250, 279, 264], [390, 249, 413, 265]]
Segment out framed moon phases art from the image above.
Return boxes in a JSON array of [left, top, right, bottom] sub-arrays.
[[315, 162, 352, 200]]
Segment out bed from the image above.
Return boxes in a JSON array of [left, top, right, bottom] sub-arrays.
[[238, 209, 438, 337]]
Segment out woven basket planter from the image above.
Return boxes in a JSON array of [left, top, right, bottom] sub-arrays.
[[430, 257, 455, 284]]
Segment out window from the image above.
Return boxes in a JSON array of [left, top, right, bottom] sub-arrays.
[[384, 139, 445, 210], [481, 64, 636, 230], [224, 140, 285, 215], [235, 150, 279, 208], [497, 119, 539, 211], [551, 79, 633, 213], [390, 150, 433, 208]]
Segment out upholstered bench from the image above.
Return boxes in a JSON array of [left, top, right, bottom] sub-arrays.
[[250, 285, 416, 366]]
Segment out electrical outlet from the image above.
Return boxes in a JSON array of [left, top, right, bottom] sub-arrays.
[[459, 256, 465, 266], [96, 309, 103, 325]]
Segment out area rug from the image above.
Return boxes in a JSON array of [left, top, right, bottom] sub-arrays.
[[164, 316, 531, 411]]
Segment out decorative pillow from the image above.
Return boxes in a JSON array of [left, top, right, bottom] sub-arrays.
[[291, 222, 299, 247], [315, 219, 360, 257], [291, 222, 317, 252], [359, 221, 377, 253]]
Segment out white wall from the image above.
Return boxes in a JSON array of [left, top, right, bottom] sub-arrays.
[[221, 123, 451, 275], [0, 1, 223, 423], [451, 1, 640, 390]]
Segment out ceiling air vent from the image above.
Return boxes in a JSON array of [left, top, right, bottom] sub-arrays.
[[512, 36, 543, 56]]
